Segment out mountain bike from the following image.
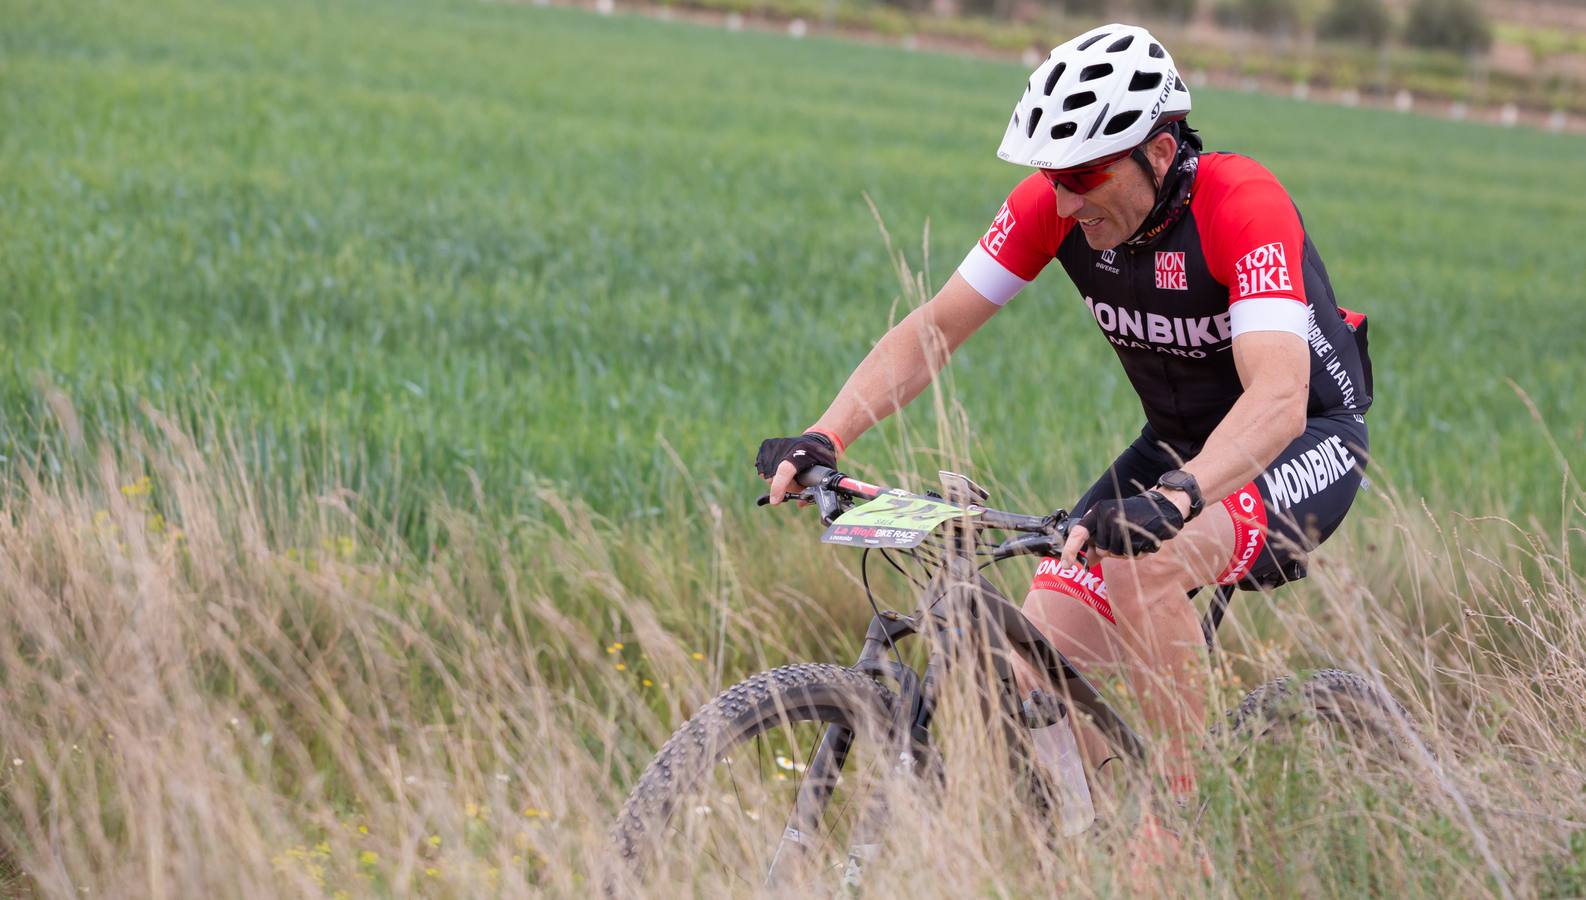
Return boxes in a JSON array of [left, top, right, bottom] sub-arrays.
[[609, 465, 1410, 890]]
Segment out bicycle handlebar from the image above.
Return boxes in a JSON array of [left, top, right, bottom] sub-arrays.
[[771, 465, 1075, 562]]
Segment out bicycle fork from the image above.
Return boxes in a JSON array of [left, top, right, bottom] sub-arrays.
[[765, 614, 926, 888]]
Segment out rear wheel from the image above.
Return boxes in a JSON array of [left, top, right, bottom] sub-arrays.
[[1226, 668, 1414, 752], [610, 663, 898, 892]]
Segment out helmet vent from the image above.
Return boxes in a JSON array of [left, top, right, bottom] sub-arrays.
[[1106, 35, 1134, 52], [1174, 76, 1188, 92], [1050, 121, 1078, 140], [1075, 32, 1109, 51], [1128, 71, 1163, 91], [1148, 42, 1166, 58], [1103, 110, 1142, 135], [1025, 107, 1043, 138], [1079, 63, 1112, 82], [1042, 62, 1067, 95], [1062, 90, 1096, 111]]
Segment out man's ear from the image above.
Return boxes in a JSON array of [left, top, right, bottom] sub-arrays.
[[1148, 131, 1179, 181]]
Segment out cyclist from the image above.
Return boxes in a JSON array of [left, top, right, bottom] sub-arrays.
[[755, 22, 1372, 856]]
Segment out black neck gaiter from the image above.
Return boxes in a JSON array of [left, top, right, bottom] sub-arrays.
[[1124, 122, 1203, 248]]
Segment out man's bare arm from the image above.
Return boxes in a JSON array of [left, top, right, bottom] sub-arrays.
[[765, 273, 1000, 501], [1169, 329, 1310, 513], [810, 272, 1001, 444], [1058, 328, 1307, 559]]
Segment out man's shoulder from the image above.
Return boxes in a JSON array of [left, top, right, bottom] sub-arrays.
[[1192, 152, 1291, 210]]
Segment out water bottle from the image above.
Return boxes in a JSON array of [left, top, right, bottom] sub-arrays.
[[1026, 694, 1095, 836]]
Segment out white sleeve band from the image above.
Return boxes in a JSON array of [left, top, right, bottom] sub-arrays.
[[956, 244, 1030, 306], [1229, 295, 1308, 339]]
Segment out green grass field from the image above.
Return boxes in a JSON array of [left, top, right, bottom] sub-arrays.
[[3, 0, 1583, 519], [3, 0, 1586, 896]]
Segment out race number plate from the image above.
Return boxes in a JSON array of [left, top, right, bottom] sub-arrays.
[[820, 490, 980, 549]]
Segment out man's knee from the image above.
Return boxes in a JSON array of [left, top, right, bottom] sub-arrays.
[[1102, 501, 1237, 607], [1019, 588, 1124, 673]]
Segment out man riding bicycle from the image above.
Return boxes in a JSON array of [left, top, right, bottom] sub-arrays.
[[756, 22, 1372, 851]]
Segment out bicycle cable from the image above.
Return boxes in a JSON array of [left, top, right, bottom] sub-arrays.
[[875, 548, 913, 588], [860, 548, 905, 667]]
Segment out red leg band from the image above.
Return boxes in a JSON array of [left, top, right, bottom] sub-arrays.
[[1216, 480, 1269, 585], [1030, 557, 1115, 624]]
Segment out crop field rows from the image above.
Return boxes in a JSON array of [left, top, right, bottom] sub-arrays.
[[1, 0, 1585, 895]]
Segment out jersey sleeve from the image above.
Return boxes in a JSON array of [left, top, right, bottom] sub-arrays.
[[956, 174, 1068, 305], [1197, 158, 1309, 339]]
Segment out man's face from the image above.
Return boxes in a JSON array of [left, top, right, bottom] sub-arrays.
[[1048, 134, 1175, 250]]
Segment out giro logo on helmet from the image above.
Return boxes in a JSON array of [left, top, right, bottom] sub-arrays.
[[1149, 69, 1178, 120]]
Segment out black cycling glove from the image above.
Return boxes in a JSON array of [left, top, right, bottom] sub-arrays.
[[754, 432, 837, 480], [1078, 491, 1184, 557]]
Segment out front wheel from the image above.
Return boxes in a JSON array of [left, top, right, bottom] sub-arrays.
[[610, 663, 899, 892]]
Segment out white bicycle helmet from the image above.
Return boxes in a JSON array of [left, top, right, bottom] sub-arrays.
[[997, 24, 1192, 170]]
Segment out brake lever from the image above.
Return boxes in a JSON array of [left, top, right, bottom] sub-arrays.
[[815, 485, 841, 524], [755, 489, 817, 507]]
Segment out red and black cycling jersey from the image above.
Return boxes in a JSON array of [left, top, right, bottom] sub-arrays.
[[958, 152, 1372, 458]]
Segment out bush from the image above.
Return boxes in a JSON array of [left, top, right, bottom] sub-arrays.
[[1060, 0, 1110, 16], [1403, 0, 1491, 55], [1138, 0, 1200, 24], [1318, 0, 1391, 47], [1213, 0, 1307, 36]]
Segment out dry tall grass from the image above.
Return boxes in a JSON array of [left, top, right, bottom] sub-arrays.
[[0, 393, 1582, 897]]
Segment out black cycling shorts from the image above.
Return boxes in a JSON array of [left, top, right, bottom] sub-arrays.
[[1070, 414, 1369, 589]]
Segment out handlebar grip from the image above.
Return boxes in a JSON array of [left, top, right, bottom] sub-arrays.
[[797, 465, 836, 488]]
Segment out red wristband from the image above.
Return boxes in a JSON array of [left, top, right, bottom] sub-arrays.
[[805, 427, 846, 456]]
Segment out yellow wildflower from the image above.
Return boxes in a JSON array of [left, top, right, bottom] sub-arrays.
[[428, 834, 441, 847], [359, 851, 379, 866], [642, 679, 653, 687], [691, 652, 706, 661], [425, 866, 439, 877], [465, 801, 480, 818], [120, 476, 152, 497], [614, 662, 626, 671], [357, 824, 368, 835]]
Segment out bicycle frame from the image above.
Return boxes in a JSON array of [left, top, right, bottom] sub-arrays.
[[765, 520, 1148, 883], [761, 466, 1242, 885]]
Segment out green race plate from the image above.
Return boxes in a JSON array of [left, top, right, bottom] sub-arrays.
[[820, 489, 981, 549]]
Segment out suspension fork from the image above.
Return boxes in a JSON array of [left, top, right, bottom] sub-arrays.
[[765, 612, 922, 884]]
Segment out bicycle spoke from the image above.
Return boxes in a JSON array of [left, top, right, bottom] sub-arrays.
[[613, 665, 896, 891], [673, 821, 758, 891], [722, 746, 763, 875]]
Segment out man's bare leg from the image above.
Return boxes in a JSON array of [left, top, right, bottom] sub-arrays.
[[1013, 588, 1127, 776], [1099, 500, 1236, 799], [1012, 500, 1237, 798]]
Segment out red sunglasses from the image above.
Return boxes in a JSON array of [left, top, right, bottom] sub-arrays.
[[1038, 148, 1133, 195]]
